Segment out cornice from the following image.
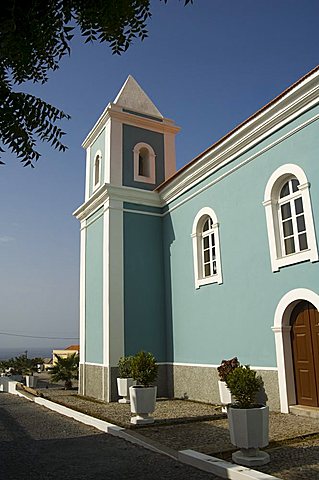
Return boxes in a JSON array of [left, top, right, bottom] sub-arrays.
[[107, 184, 161, 207], [159, 68, 319, 205], [73, 184, 109, 221], [82, 103, 180, 149], [73, 184, 161, 221]]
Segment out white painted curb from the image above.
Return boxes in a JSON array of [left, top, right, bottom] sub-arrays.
[[34, 397, 124, 436], [179, 450, 280, 480], [15, 389, 280, 480]]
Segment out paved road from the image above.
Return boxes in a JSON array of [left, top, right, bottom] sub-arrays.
[[0, 394, 218, 480]]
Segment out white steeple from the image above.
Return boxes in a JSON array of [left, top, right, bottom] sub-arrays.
[[113, 75, 163, 118]]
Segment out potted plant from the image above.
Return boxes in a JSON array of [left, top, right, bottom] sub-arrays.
[[24, 356, 43, 388], [129, 351, 158, 425], [225, 365, 270, 467], [24, 366, 38, 388], [117, 355, 136, 403], [217, 357, 240, 412]]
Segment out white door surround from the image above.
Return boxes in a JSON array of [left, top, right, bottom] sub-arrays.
[[272, 288, 319, 412]]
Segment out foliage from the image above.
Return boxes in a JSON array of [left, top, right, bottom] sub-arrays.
[[217, 357, 240, 382], [118, 355, 134, 378], [0, 354, 42, 375], [49, 353, 79, 389], [225, 365, 263, 409], [130, 351, 158, 387], [0, 0, 192, 166]]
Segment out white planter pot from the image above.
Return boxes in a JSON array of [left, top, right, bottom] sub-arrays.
[[129, 385, 157, 425], [227, 405, 270, 467], [117, 378, 136, 403], [26, 376, 38, 388], [218, 380, 234, 412]]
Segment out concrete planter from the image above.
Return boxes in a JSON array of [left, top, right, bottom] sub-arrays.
[[117, 378, 136, 403], [129, 385, 157, 425], [227, 405, 270, 467], [10, 375, 23, 382], [25, 375, 38, 388], [218, 380, 234, 412]]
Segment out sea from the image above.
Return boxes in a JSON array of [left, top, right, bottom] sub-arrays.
[[0, 347, 53, 361]]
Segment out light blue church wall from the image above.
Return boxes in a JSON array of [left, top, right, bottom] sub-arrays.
[[163, 105, 319, 367], [88, 129, 105, 198], [85, 209, 104, 364], [123, 205, 167, 361]]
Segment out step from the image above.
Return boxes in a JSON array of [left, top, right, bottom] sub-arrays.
[[290, 404, 319, 419]]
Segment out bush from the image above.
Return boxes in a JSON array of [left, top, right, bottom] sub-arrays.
[[49, 353, 79, 389], [0, 354, 42, 376], [217, 357, 240, 382], [225, 365, 263, 408], [118, 355, 134, 378], [131, 351, 158, 387]]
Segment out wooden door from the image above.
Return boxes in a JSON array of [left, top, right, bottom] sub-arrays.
[[291, 301, 319, 407]]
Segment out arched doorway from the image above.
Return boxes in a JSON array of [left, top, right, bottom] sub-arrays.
[[291, 301, 319, 407]]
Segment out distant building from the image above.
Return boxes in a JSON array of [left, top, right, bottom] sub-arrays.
[[74, 69, 319, 413], [43, 358, 53, 371], [52, 345, 79, 365]]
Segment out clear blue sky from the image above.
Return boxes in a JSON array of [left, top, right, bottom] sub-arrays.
[[0, 0, 318, 351]]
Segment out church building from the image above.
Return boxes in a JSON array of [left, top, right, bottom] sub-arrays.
[[74, 67, 319, 413]]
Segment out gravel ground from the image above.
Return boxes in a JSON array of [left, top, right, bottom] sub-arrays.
[[37, 387, 223, 428], [26, 376, 319, 480]]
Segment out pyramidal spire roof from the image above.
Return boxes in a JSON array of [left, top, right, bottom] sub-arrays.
[[113, 75, 163, 118]]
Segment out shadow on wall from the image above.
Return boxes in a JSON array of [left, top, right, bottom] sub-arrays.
[[163, 212, 175, 398]]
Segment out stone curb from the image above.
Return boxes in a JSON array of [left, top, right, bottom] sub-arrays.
[[16, 388, 280, 480], [179, 450, 280, 480]]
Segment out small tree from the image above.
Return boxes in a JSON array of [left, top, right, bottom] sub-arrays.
[[225, 365, 263, 409], [50, 353, 79, 390], [131, 351, 158, 387], [118, 355, 134, 378]]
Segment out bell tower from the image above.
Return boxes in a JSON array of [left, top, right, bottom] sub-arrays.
[[82, 75, 179, 200], [74, 77, 179, 402]]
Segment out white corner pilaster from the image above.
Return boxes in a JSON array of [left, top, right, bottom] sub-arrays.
[[85, 146, 91, 202], [103, 197, 124, 402], [79, 220, 87, 394], [164, 131, 177, 179], [109, 118, 123, 186]]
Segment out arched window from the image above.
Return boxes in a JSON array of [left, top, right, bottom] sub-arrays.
[[138, 148, 150, 177], [263, 164, 318, 271], [133, 142, 156, 184], [191, 207, 222, 288], [93, 151, 102, 190]]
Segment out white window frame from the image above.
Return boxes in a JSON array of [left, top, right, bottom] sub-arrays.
[[263, 164, 318, 272], [191, 207, 223, 289], [133, 142, 156, 184], [93, 150, 102, 191]]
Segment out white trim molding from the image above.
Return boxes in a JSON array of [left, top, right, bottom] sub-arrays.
[[263, 163, 318, 271], [191, 207, 223, 288], [272, 288, 319, 413], [133, 142, 156, 184], [82, 102, 180, 150], [159, 68, 319, 204], [84, 146, 91, 202]]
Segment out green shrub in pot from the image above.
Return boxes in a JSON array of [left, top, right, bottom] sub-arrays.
[[131, 351, 158, 387], [118, 355, 134, 378], [225, 365, 263, 408]]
